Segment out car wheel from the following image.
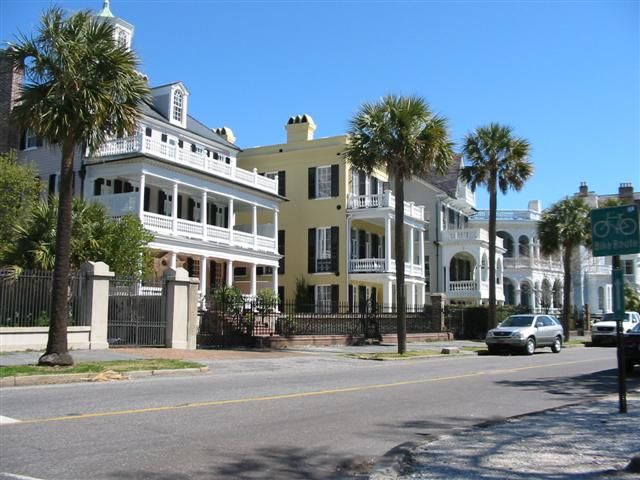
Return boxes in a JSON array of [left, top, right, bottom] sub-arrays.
[[524, 337, 536, 355], [551, 336, 562, 353], [591, 337, 600, 347], [625, 360, 635, 375]]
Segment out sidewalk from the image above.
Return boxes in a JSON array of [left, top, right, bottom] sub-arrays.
[[372, 393, 640, 480]]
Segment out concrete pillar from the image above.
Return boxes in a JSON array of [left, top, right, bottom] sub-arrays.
[[80, 261, 115, 350], [431, 293, 446, 332], [199, 255, 207, 298], [186, 277, 200, 350], [383, 280, 393, 311], [407, 283, 416, 308], [201, 191, 208, 241], [172, 182, 179, 234], [417, 282, 425, 306], [226, 260, 233, 287], [138, 174, 145, 220], [228, 198, 235, 244], [419, 229, 425, 277], [164, 267, 190, 349], [170, 252, 177, 269]]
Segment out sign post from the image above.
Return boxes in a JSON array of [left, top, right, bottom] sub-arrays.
[[591, 204, 640, 414]]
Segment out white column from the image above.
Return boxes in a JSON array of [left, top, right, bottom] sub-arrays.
[[417, 283, 425, 306], [253, 204, 258, 249], [228, 198, 235, 244], [385, 217, 392, 272], [172, 182, 179, 234], [226, 260, 233, 287], [138, 174, 145, 220], [408, 227, 414, 273], [407, 283, 416, 307], [383, 280, 393, 312], [419, 229, 425, 277], [273, 210, 279, 251], [272, 268, 278, 296], [347, 216, 352, 272], [170, 252, 177, 269], [199, 255, 207, 298], [250, 263, 257, 297], [201, 191, 208, 241]]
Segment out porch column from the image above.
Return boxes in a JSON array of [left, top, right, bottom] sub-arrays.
[[228, 198, 235, 244], [253, 204, 258, 249], [383, 280, 393, 311], [199, 255, 207, 298], [408, 227, 414, 273], [272, 268, 278, 296], [417, 283, 425, 306], [529, 242, 535, 267], [172, 182, 179, 234], [515, 284, 521, 305], [407, 283, 415, 308], [138, 173, 145, 220], [347, 216, 352, 273], [273, 210, 279, 251], [419, 229, 425, 277], [170, 252, 177, 269], [201, 191, 208, 241], [250, 263, 257, 297], [226, 260, 233, 287], [385, 217, 392, 272]]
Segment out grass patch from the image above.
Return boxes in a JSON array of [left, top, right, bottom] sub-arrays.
[[0, 359, 203, 378], [346, 350, 442, 361]]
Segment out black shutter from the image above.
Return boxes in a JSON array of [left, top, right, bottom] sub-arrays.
[[144, 187, 150, 212], [278, 286, 285, 311], [371, 287, 378, 312], [308, 167, 316, 199], [358, 230, 366, 259], [177, 195, 183, 219], [48, 174, 56, 197], [124, 182, 133, 193], [372, 234, 379, 259], [330, 226, 339, 272], [348, 285, 354, 312], [278, 230, 285, 274], [331, 164, 339, 197], [114, 179, 123, 194], [308, 228, 316, 273], [371, 177, 378, 195], [145, 127, 152, 137], [210, 260, 217, 289], [94, 178, 104, 196], [307, 286, 315, 306], [331, 284, 339, 313], [158, 190, 165, 215], [223, 207, 229, 228], [278, 170, 286, 197], [186, 258, 194, 276], [358, 172, 366, 196], [161, 134, 168, 143], [19, 131, 25, 150], [188, 198, 195, 221]]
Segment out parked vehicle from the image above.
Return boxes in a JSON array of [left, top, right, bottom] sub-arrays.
[[591, 312, 640, 346], [485, 314, 564, 355], [624, 322, 640, 374]]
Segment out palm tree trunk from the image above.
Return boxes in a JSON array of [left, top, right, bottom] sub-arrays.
[[39, 142, 75, 366], [394, 176, 406, 354], [488, 177, 497, 328], [562, 245, 572, 342]]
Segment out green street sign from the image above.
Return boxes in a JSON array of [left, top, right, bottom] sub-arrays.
[[591, 204, 640, 257], [612, 268, 624, 320]]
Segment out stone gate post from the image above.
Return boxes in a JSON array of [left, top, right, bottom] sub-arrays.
[[80, 261, 115, 350], [164, 267, 191, 349], [431, 293, 446, 332]]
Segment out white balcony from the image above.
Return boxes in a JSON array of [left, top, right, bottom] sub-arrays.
[[347, 192, 426, 222], [504, 257, 563, 271], [349, 257, 423, 277], [473, 209, 542, 222], [442, 228, 504, 249], [89, 132, 278, 196]]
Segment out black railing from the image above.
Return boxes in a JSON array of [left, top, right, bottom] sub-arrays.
[[199, 300, 435, 338], [0, 269, 88, 327]]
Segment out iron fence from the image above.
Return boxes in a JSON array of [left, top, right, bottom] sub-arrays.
[[0, 269, 88, 327], [199, 299, 434, 338]]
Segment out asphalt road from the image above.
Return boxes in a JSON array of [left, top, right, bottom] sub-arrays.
[[0, 346, 632, 479]]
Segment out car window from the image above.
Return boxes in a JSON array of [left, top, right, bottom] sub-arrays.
[[632, 323, 640, 333], [548, 316, 560, 326], [542, 316, 555, 326], [501, 316, 534, 327]]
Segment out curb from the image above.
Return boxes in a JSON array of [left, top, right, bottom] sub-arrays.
[[0, 366, 209, 388]]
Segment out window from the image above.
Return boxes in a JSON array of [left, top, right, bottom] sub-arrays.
[[278, 230, 285, 273], [308, 226, 338, 273], [161, 134, 168, 143], [234, 267, 247, 277], [317, 166, 332, 198], [21, 130, 42, 150], [256, 266, 274, 275], [316, 227, 332, 272], [117, 29, 129, 48], [623, 260, 634, 275], [316, 285, 332, 313], [172, 89, 184, 123]]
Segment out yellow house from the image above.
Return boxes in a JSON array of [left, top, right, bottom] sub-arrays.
[[238, 115, 428, 310]]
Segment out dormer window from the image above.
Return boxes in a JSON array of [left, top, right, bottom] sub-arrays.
[[172, 90, 184, 123]]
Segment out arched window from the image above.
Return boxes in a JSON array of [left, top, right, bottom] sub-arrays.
[[519, 235, 530, 257], [172, 90, 184, 123], [497, 231, 514, 258]]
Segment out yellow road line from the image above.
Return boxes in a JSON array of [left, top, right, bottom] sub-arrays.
[[6, 357, 608, 426]]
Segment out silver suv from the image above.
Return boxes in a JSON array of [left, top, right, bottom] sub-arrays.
[[486, 314, 564, 355]]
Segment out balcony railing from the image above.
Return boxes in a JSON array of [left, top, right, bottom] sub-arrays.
[[449, 280, 478, 292], [504, 257, 563, 271], [89, 131, 278, 196], [442, 228, 504, 249], [347, 192, 426, 222], [349, 258, 423, 277], [473, 209, 542, 222]]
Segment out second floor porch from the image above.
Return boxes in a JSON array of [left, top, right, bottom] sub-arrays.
[[347, 191, 426, 223]]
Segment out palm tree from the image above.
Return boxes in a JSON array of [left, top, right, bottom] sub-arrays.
[[459, 123, 532, 328], [6, 7, 148, 365], [538, 197, 591, 341], [345, 95, 454, 354]]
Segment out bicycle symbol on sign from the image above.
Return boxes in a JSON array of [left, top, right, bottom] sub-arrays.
[[593, 213, 638, 238]]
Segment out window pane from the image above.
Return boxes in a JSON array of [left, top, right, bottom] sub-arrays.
[[317, 166, 331, 198]]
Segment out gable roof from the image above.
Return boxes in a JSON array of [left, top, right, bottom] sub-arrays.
[[422, 154, 463, 198]]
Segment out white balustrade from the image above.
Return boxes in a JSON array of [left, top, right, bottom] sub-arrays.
[[206, 225, 231, 244], [349, 258, 387, 273], [143, 212, 172, 232], [449, 280, 478, 292], [95, 192, 138, 216], [233, 230, 254, 249], [177, 219, 204, 238], [256, 236, 276, 252], [90, 131, 278, 195], [347, 192, 425, 221]]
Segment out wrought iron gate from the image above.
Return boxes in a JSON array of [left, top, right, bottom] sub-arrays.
[[108, 277, 165, 347]]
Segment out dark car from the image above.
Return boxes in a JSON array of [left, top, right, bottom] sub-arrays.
[[624, 322, 640, 374]]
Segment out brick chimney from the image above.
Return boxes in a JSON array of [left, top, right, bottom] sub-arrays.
[[578, 181, 589, 196], [618, 182, 634, 202], [214, 127, 236, 144], [0, 52, 23, 154], [285, 114, 316, 143]]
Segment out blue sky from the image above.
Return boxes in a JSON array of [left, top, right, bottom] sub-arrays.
[[2, 0, 638, 211]]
